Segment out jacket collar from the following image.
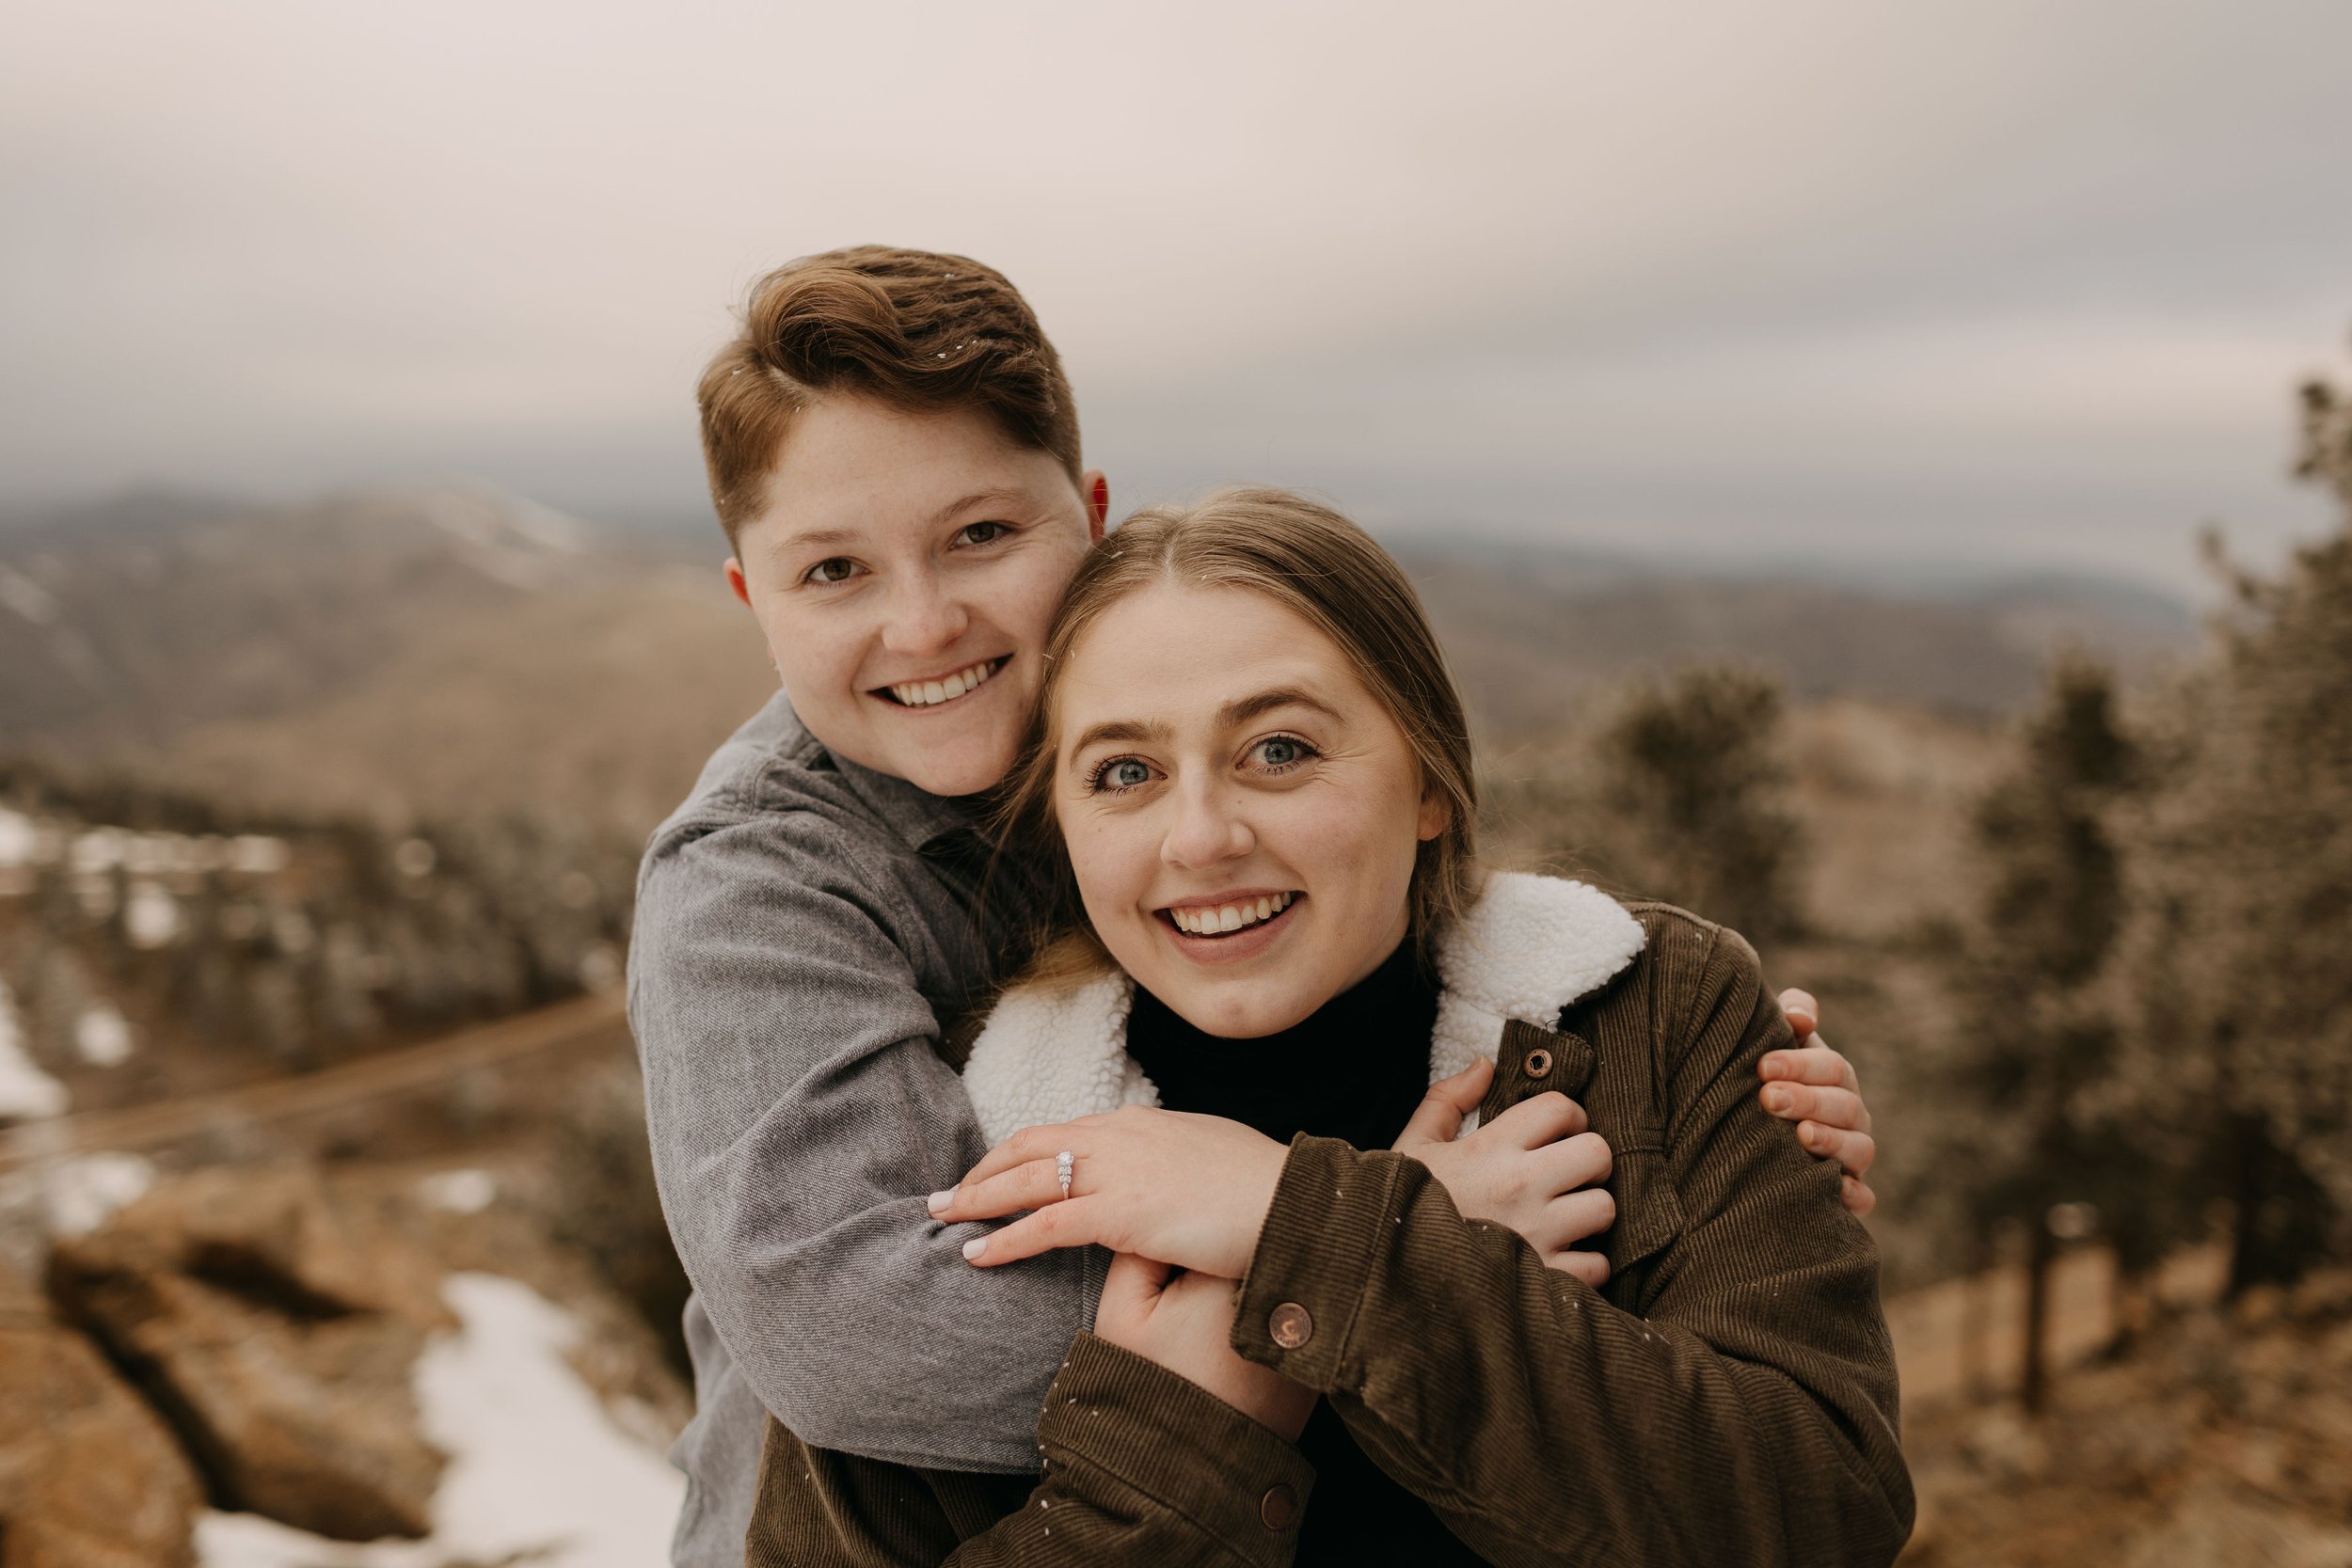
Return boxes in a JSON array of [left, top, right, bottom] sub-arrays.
[[961, 871, 1645, 1146]]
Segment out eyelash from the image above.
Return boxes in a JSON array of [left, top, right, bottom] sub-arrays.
[[1251, 734, 1320, 774], [1082, 735, 1321, 796]]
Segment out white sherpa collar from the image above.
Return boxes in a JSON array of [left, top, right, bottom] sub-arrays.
[[960, 871, 1645, 1145]]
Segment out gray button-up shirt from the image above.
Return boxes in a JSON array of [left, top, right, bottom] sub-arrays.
[[628, 692, 1091, 1568]]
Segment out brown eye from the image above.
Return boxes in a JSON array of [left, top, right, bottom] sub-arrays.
[[804, 557, 861, 585]]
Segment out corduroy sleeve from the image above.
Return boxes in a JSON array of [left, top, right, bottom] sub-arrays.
[[1226, 922, 1914, 1567], [747, 1333, 1315, 1568]]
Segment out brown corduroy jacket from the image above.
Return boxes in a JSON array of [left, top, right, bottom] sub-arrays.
[[746, 888, 1914, 1567]]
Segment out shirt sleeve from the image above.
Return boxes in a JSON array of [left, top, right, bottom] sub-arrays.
[[630, 806, 1089, 1472], [1223, 922, 1915, 1567], [747, 1334, 1316, 1568]]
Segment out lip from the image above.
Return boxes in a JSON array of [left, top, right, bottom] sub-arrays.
[[869, 656, 1009, 712], [1153, 892, 1305, 966]]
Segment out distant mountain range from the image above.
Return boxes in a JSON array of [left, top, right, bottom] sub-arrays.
[[0, 487, 2200, 832]]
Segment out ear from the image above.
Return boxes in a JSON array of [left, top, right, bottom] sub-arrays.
[[1416, 784, 1452, 843], [1083, 469, 1110, 542], [723, 557, 753, 609]]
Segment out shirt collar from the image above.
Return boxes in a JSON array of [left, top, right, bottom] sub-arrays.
[[825, 747, 990, 853]]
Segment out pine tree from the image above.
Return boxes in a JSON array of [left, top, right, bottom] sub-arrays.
[[1935, 656, 2145, 1411], [2106, 341, 2352, 1291], [1593, 665, 1806, 940]]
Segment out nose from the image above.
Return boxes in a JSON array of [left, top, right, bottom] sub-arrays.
[[879, 568, 969, 659], [1160, 775, 1255, 870]]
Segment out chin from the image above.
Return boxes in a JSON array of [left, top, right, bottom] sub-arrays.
[[1174, 986, 1317, 1041], [896, 742, 1018, 799]]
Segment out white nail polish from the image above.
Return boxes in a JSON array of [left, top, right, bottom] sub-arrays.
[[961, 1237, 988, 1261], [928, 1189, 956, 1213]]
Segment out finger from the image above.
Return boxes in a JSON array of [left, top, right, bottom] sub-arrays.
[[1533, 1187, 1617, 1252], [1800, 1122, 1876, 1178], [960, 1196, 1104, 1267], [957, 1124, 1073, 1190], [1394, 1059, 1494, 1149], [1546, 1247, 1611, 1289], [932, 1156, 1067, 1221], [1484, 1090, 1589, 1150], [1777, 988, 1820, 1038], [1758, 1042, 1861, 1093], [1841, 1174, 1878, 1218], [1101, 1251, 1172, 1312], [1760, 1082, 1869, 1134], [1532, 1130, 1613, 1193]]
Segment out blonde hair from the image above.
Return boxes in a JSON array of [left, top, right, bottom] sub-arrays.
[[995, 488, 1481, 989]]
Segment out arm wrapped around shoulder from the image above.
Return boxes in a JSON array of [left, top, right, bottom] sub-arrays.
[[1229, 913, 1914, 1568]]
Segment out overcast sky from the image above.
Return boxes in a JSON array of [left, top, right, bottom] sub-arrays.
[[6, 0, 2349, 591]]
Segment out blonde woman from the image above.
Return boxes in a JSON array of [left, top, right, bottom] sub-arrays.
[[750, 490, 1910, 1566]]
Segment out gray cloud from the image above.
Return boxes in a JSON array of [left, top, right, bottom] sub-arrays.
[[4, 0, 2347, 589]]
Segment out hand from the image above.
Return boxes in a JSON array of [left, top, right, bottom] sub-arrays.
[[1760, 988, 1878, 1216], [1392, 1059, 1614, 1288], [932, 1106, 1288, 1277], [1093, 1253, 1316, 1440]]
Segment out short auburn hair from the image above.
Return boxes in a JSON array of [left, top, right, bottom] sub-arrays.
[[695, 245, 1083, 547]]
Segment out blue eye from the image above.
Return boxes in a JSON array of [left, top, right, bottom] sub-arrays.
[[1089, 757, 1155, 793], [1251, 736, 1317, 771]]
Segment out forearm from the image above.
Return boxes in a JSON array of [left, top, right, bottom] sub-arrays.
[[748, 1335, 1314, 1568], [1232, 1137, 1906, 1566], [633, 817, 1088, 1470]]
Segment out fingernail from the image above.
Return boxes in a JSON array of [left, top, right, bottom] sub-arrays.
[[961, 1237, 988, 1261], [1801, 1124, 1823, 1148], [928, 1189, 956, 1214], [1764, 1086, 1791, 1112]]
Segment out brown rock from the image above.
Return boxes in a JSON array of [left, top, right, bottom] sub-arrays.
[[50, 1166, 451, 1542], [0, 1258, 202, 1568]]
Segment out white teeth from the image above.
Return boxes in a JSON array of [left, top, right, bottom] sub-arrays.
[[1169, 894, 1296, 936], [890, 660, 999, 707]]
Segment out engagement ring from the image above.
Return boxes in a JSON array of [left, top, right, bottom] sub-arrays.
[[1056, 1149, 1074, 1201]]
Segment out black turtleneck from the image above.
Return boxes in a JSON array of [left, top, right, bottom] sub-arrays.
[[1123, 940, 1488, 1567]]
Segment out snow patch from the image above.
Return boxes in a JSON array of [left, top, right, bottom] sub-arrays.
[[196, 1273, 685, 1568], [42, 1152, 155, 1236], [0, 979, 68, 1122], [125, 880, 181, 947], [417, 1167, 497, 1214], [0, 808, 37, 868], [76, 1004, 135, 1068]]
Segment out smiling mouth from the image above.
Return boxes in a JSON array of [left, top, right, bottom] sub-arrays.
[[1158, 892, 1302, 938], [875, 657, 1007, 709]]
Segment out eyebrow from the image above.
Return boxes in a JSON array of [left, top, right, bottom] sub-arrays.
[[929, 488, 1030, 527], [1065, 689, 1343, 758], [1216, 688, 1342, 730]]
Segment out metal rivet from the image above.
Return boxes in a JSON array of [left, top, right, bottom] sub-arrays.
[[1268, 1301, 1313, 1350], [1523, 1047, 1553, 1077]]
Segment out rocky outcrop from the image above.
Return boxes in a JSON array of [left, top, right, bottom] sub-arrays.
[[47, 1166, 453, 1542], [0, 1256, 202, 1568]]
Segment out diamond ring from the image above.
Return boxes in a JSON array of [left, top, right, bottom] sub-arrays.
[[1056, 1149, 1074, 1201]]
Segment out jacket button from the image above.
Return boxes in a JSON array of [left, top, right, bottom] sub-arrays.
[[1260, 1483, 1300, 1530], [1268, 1302, 1313, 1349], [1522, 1047, 1553, 1078]]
